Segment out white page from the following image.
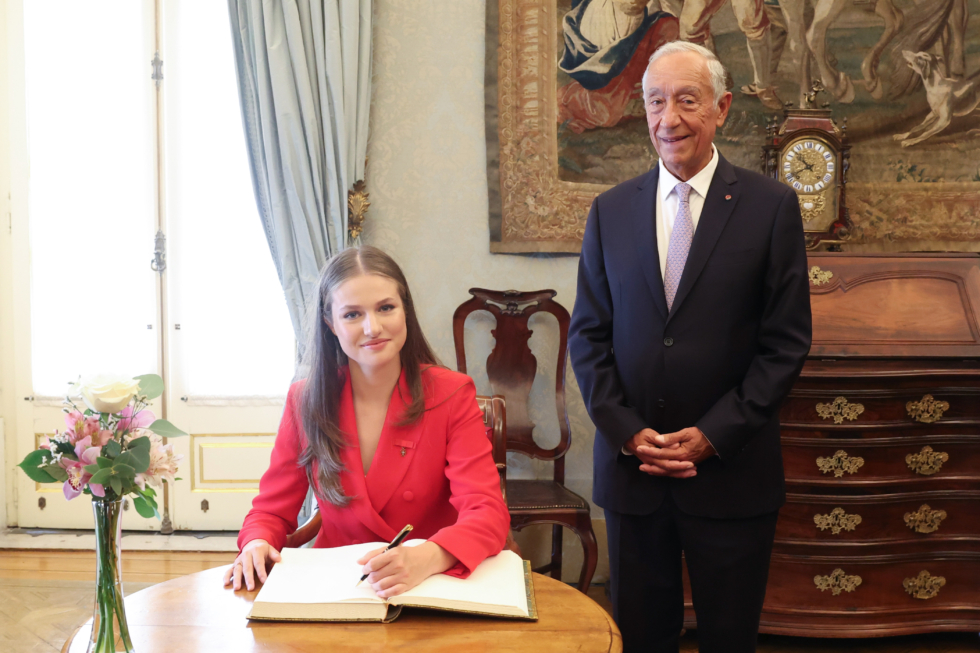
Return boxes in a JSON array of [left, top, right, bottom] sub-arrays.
[[395, 550, 528, 615], [254, 540, 427, 605]]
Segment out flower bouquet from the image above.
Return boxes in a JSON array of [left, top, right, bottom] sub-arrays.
[[18, 373, 187, 653]]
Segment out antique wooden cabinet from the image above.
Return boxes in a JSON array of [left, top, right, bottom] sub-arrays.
[[685, 253, 980, 637]]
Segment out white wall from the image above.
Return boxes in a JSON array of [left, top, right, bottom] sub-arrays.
[[364, 0, 608, 581]]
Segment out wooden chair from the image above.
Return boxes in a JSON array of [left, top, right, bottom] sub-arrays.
[[453, 288, 598, 593], [285, 394, 522, 557]]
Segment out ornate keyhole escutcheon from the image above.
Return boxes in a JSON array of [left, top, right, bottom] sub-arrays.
[[906, 395, 949, 424], [903, 570, 946, 599], [814, 507, 862, 534], [816, 397, 865, 424], [906, 445, 949, 476], [814, 568, 862, 595], [808, 266, 834, 286], [904, 504, 946, 534], [201, 499, 210, 513], [816, 450, 865, 477]]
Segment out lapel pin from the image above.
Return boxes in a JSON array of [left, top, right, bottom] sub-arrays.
[[725, 194, 732, 200], [400, 447, 407, 457]]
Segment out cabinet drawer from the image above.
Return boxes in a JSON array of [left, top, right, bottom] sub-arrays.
[[781, 436, 980, 484], [781, 390, 980, 429], [764, 554, 980, 615], [776, 493, 980, 544]]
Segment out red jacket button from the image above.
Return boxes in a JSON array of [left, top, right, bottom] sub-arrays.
[[403, 491, 414, 502]]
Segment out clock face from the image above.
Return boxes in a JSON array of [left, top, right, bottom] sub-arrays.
[[782, 138, 835, 192], [780, 137, 839, 231]]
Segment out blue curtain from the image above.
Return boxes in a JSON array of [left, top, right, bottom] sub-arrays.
[[227, 0, 372, 358]]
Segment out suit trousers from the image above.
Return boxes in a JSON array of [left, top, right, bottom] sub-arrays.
[[605, 494, 779, 653]]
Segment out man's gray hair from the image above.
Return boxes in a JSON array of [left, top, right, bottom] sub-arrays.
[[642, 41, 728, 105]]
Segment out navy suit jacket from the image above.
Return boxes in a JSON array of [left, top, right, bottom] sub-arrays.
[[569, 154, 812, 519]]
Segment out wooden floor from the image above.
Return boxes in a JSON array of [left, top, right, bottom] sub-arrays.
[[0, 550, 976, 653]]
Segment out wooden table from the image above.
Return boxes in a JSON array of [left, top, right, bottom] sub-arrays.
[[62, 566, 621, 652]]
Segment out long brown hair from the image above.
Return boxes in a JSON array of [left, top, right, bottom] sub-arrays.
[[298, 246, 438, 506]]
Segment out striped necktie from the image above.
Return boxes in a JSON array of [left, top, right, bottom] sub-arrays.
[[664, 182, 693, 311]]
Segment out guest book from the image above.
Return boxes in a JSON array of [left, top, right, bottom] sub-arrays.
[[247, 541, 538, 623]]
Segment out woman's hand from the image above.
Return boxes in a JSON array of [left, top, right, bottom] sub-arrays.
[[223, 539, 282, 591], [357, 541, 457, 598]]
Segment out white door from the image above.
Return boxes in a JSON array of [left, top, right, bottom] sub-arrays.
[[11, 0, 295, 531]]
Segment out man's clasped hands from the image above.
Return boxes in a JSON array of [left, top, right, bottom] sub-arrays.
[[625, 427, 716, 478]]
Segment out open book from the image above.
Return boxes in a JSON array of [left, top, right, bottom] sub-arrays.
[[247, 540, 537, 622]]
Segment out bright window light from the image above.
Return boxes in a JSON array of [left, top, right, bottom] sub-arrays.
[[25, 1, 159, 396], [165, 0, 295, 397]]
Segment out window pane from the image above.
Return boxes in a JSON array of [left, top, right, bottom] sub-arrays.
[[25, 0, 159, 395], [166, 0, 295, 397]]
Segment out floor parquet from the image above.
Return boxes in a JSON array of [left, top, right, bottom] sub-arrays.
[[0, 550, 975, 652]]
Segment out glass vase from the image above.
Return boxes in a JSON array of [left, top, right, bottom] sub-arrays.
[[87, 498, 135, 653]]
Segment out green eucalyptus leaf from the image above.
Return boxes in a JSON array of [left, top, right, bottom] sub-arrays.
[[18, 450, 57, 483], [134, 374, 164, 401], [132, 496, 157, 519], [43, 464, 69, 482], [89, 468, 113, 486], [148, 419, 188, 438], [109, 476, 122, 495], [128, 435, 151, 450], [96, 456, 113, 469], [114, 451, 148, 474], [104, 439, 122, 458], [83, 463, 101, 475], [143, 486, 157, 498], [112, 463, 136, 482]]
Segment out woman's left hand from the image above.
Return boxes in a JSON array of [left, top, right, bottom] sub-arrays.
[[357, 541, 457, 598]]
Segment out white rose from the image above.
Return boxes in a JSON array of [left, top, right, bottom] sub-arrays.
[[75, 374, 141, 414]]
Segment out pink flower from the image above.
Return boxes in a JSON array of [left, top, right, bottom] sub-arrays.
[[60, 438, 104, 500], [140, 432, 183, 488], [39, 436, 53, 450], [117, 406, 155, 434], [64, 412, 101, 445]]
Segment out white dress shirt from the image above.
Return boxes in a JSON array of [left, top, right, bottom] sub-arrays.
[[656, 145, 719, 278]]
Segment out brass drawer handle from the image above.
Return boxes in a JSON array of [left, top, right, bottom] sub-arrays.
[[906, 394, 949, 423], [906, 445, 949, 476], [904, 504, 946, 534], [814, 507, 862, 534], [809, 266, 834, 286], [814, 568, 862, 595], [816, 450, 865, 477], [816, 397, 865, 424], [903, 570, 946, 599]]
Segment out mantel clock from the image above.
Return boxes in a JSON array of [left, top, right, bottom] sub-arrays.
[[763, 86, 852, 250]]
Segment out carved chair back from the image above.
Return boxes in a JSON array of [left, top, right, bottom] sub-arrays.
[[452, 288, 572, 485]]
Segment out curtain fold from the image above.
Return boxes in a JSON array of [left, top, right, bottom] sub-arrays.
[[227, 0, 373, 355], [228, 0, 373, 530]]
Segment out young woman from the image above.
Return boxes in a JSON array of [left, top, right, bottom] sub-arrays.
[[223, 246, 509, 597]]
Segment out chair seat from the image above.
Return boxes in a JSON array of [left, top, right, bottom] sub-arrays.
[[506, 479, 590, 512]]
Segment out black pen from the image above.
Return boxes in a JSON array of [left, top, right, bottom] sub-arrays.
[[356, 524, 413, 587]]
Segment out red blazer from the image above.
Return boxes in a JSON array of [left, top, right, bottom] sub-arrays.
[[238, 366, 509, 577]]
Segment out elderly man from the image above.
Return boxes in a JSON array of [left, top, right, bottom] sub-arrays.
[[569, 41, 811, 653]]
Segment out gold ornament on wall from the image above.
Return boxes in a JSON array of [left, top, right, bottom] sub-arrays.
[[814, 568, 862, 595], [903, 571, 946, 600], [904, 504, 947, 534], [816, 450, 865, 477], [814, 507, 863, 534], [347, 179, 370, 241], [816, 397, 865, 424], [906, 395, 950, 423], [905, 445, 949, 476]]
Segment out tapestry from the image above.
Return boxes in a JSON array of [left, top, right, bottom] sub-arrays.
[[489, 0, 980, 253]]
